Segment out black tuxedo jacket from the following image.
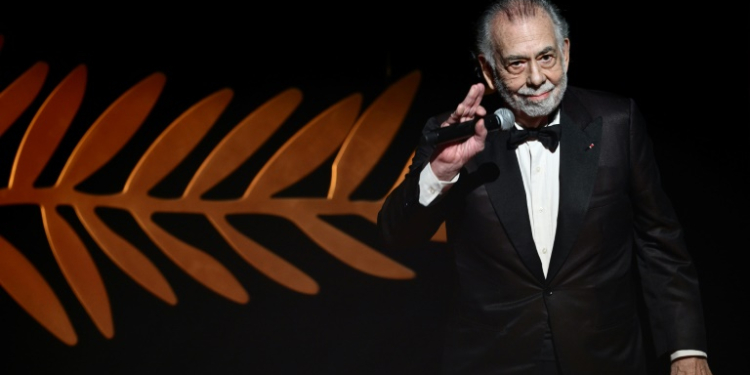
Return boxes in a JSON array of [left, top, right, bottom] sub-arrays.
[[378, 86, 707, 374]]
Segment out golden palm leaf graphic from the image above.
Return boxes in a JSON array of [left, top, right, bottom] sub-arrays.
[[0, 35, 447, 346]]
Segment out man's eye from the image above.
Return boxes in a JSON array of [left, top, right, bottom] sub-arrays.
[[507, 61, 524, 71]]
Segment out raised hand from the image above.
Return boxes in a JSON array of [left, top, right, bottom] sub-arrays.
[[429, 83, 489, 181]]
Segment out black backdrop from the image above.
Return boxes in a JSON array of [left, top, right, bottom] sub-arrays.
[[0, 1, 746, 374]]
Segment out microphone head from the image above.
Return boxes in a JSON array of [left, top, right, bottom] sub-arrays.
[[494, 108, 515, 131]]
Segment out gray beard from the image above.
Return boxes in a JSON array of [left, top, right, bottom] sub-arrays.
[[495, 72, 567, 118]]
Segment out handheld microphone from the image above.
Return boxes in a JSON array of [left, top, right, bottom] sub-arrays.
[[423, 108, 515, 145]]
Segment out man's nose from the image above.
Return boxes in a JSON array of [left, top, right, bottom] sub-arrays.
[[526, 61, 546, 87]]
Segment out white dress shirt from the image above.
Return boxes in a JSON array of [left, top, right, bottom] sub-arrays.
[[514, 117, 560, 278]]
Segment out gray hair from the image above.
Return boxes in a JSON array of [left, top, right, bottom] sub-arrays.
[[476, 0, 570, 70]]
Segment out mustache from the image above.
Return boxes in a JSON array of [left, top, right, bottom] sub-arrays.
[[516, 81, 556, 96]]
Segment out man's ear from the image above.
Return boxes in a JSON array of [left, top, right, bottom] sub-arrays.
[[562, 38, 570, 73], [477, 54, 497, 95]]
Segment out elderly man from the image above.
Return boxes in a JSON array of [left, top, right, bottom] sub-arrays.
[[378, 0, 713, 374]]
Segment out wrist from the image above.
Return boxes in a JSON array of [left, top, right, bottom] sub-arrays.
[[430, 163, 460, 182]]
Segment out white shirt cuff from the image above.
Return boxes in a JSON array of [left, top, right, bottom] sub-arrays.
[[671, 350, 707, 361], [418, 163, 459, 206]]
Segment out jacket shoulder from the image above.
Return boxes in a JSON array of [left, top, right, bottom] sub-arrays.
[[565, 86, 635, 117]]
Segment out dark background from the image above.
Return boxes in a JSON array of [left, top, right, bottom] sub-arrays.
[[0, 1, 746, 374]]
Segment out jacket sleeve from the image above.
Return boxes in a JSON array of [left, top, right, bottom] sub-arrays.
[[377, 113, 453, 249], [627, 98, 708, 357]]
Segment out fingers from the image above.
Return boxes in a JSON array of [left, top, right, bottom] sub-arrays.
[[448, 106, 464, 123], [445, 83, 486, 125], [465, 83, 485, 108], [458, 83, 484, 119]]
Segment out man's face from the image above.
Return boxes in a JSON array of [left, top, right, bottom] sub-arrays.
[[482, 11, 570, 125]]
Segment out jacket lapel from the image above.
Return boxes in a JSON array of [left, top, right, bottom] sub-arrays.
[[546, 92, 603, 282], [481, 124, 546, 283], [480, 90, 603, 284]]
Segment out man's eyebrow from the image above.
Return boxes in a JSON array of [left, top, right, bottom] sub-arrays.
[[536, 46, 556, 56], [502, 46, 556, 62]]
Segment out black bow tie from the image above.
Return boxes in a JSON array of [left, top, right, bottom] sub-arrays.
[[508, 125, 561, 152]]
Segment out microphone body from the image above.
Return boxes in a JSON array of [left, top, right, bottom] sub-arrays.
[[423, 108, 515, 145]]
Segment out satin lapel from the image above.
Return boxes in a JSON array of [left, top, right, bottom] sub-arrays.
[[546, 94, 603, 283], [481, 126, 546, 283]]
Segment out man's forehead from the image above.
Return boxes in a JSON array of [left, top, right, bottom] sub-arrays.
[[491, 12, 557, 54]]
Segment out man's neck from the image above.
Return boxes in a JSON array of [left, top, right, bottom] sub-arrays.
[[518, 115, 549, 129], [512, 106, 562, 129]]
